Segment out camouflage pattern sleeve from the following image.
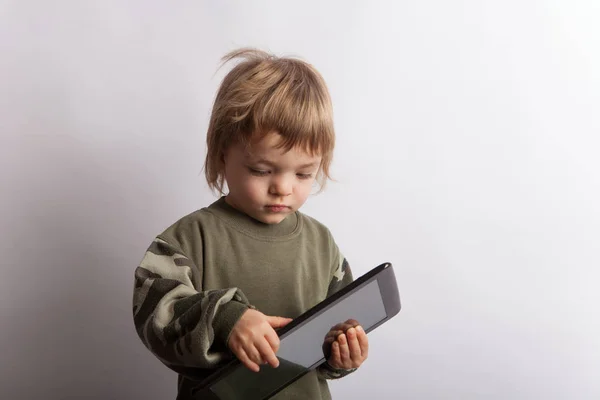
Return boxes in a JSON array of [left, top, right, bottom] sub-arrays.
[[325, 256, 354, 298], [317, 254, 358, 380], [132, 237, 250, 376]]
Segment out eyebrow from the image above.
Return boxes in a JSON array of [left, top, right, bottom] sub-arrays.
[[251, 158, 320, 169]]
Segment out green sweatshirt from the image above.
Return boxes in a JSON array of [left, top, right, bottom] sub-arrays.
[[133, 197, 354, 399]]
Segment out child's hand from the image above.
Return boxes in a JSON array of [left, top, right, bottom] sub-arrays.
[[228, 308, 292, 372], [322, 319, 369, 370]]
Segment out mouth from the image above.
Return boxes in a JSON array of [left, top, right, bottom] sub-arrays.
[[265, 204, 290, 212]]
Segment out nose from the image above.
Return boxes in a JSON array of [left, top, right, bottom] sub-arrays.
[[269, 174, 293, 196]]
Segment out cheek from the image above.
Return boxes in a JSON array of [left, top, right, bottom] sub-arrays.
[[295, 180, 314, 199], [240, 177, 267, 197]]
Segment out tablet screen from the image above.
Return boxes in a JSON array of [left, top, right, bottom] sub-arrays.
[[210, 279, 387, 399]]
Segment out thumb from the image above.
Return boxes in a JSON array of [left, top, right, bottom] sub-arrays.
[[266, 316, 293, 329]]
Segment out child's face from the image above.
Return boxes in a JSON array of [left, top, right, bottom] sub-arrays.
[[223, 131, 321, 224]]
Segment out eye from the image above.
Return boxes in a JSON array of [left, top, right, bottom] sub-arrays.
[[296, 173, 313, 180], [248, 168, 270, 176]]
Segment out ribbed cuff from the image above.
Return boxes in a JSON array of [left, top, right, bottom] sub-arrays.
[[318, 361, 357, 380], [213, 301, 251, 347]]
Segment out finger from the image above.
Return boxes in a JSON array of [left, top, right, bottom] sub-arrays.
[[333, 321, 353, 332], [345, 319, 360, 327], [236, 347, 260, 372], [256, 337, 279, 368], [356, 325, 369, 359], [326, 329, 343, 341], [330, 341, 342, 367], [329, 321, 348, 332], [244, 344, 264, 367], [346, 328, 362, 362], [267, 316, 293, 329], [265, 329, 281, 354], [338, 334, 350, 367], [339, 319, 358, 332]]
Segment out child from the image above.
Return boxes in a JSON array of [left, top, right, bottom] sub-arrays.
[[133, 48, 369, 399]]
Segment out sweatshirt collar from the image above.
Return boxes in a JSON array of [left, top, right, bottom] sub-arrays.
[[207, 197, 301, 240]]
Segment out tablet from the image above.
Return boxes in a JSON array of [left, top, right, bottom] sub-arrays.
[[193, 262, 401, 400]]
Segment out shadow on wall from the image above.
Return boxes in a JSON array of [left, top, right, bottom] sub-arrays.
[[3, 122, 176, 399]]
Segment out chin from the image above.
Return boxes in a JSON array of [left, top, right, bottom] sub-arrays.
[[261, 216, 286, 225], [256, 213, 287, 225]]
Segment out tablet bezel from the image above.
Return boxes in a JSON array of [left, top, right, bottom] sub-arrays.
[[194, 262, 401, 399]]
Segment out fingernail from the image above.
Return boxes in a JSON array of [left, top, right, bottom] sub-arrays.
[[356, 326, 364, 333]]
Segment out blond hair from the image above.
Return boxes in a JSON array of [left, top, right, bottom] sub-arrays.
[[204, 48, 335, 194]]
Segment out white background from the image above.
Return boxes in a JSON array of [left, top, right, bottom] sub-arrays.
[[1, 1, 599, 399]]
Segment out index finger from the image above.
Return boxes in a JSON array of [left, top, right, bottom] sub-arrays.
[[356, 326, 369, 358]]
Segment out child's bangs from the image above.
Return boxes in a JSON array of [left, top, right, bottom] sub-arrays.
[[251, 72, 334, 157]]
